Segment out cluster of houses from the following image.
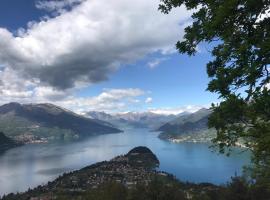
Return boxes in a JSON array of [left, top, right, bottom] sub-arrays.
[[53, 154, 161, 191], [15, 147, 172, 200]]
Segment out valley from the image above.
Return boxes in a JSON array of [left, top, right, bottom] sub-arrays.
[[87, 108, 217, 144]]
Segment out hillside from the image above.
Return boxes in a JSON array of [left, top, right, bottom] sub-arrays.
[[86, 111, 177, 129], [0, 103, 121, 143], [0, 132, 20, 152], [157, 108, 216, 142]]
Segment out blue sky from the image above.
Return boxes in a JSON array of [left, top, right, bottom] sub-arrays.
[[77, 52, 218, 109], [0, 0, 218, 114]]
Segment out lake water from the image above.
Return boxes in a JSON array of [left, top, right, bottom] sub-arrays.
[[0, 128, 250, 196]]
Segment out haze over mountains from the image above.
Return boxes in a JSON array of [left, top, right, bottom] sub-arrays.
[[0, 102, 121, 143], [86, 111, 178, 129]]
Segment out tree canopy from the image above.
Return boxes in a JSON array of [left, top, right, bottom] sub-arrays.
[[159, 0, 270, 184]]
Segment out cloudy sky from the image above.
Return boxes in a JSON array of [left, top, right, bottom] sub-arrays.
[[0, 0, 218, 114]]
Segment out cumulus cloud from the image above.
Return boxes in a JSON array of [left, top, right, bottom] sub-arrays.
[[0, 68, 34, 99], [33, 86, 72, 101], [0, 0, 196, 114], [148, 105, 209, 115], [54, 88, 146, 113], [0, 85, 147, 113], [0, 0, 191, 90]]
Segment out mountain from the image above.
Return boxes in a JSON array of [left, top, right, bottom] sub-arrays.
[[86, 111, 133, 128], [0, 132, 20, 152], [0, 102, 121, 143], [157, 108, 216, 142], [86, 111, 177, 129]]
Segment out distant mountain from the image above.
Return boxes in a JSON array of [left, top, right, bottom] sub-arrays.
[[0, 102, 121, 142], [87, 111, 132, 128], [115, 112, 177, 129], [86, 111, 178, 129], [157, 108, 216, 142], [0, 132, 20, 152]]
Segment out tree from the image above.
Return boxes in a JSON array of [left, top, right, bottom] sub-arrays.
[[159, 0, 270, 183]]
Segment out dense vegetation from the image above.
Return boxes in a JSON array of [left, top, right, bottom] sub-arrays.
[[159, 0, 270, 192]]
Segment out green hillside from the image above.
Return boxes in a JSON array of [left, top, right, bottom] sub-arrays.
[[0, 103, 121, 143], [157, 108, 216, 142]]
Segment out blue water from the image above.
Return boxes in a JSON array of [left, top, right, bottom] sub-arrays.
[[0, 128, 250, 196]]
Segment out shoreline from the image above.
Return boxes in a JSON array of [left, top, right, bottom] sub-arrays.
[[161, 135, 249, 149]]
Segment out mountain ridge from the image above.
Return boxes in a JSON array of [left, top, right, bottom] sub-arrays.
[[157, 108, 216, 142], [86, 111, 178, 129], [0, 102, 122, 143]]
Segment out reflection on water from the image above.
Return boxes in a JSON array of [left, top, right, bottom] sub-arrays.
[[0, 128, 250, 196]]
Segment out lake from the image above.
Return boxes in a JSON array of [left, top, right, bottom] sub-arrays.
[[0, 128, 250, 196]]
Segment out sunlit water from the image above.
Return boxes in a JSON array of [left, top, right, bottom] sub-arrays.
[[0, 128, 250, 196]]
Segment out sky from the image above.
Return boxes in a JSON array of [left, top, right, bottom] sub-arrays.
[[0, 0, 219, 114]]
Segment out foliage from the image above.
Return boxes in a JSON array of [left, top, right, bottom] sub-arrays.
[[159, 0, 270, 186], [3, 177, 270, 200]]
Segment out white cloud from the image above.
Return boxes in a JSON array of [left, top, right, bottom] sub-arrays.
[[147, 57, 168, 69], [0, 0, 197, 114], [33, 86, 71, 101], [0, 0, 191, 90], [148, 105, 209, 115], [0, 84, 146, 113], [145, 97, 153, 103], [55, 88, 146, 113], [0, 68, 34, 99]]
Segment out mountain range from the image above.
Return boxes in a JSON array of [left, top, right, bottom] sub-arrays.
[[86, 109, 216, 143], [86, 111, 178, 129], [0, 102, 121, 143], [0, 102, 215, 144]]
